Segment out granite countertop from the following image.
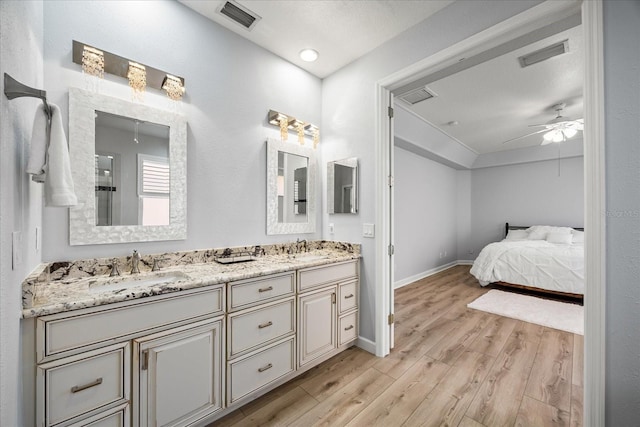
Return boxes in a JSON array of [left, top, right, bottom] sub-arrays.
[[22, 241, 360, 319]]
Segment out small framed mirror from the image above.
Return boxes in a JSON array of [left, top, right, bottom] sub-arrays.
[[327, 157, 358, 214], [69, 87, 187, 245], [266, 138, 316, 234]]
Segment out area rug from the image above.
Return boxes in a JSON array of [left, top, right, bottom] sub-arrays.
[[467, 290, 584, 335]]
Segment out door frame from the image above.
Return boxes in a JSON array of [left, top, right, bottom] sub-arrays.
[[373, 1, 605, 425]]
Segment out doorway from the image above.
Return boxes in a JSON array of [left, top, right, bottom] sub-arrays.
[[374, 1, 605, 425]]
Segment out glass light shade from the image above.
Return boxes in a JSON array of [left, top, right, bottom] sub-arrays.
[[563, 127, 578, 138], [299, 49, 319, 62], [543, 130, 556, 141], [552, 131, 565, 143]]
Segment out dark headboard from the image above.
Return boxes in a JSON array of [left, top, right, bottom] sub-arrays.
[[505, 222, 584, 238]]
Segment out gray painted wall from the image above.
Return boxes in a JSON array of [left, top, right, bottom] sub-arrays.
[[0, 2, 44, 426], [470, 156, 584, 256], [393, 146, 459, 284], [603, 1, 640, 424], [41, 0, 322, 261]]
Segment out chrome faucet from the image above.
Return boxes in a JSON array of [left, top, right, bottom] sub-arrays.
[[297, 238, 307, 253], [151, 257, 166, 272], [131, 250, 141, 274], [110, 258, 121, 277]]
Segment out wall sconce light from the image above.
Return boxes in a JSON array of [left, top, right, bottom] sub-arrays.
[[268, 109, 319, 147], [162, 74, 185, 101], [127, 62, 147, 101], [81, 46, 104, 78]]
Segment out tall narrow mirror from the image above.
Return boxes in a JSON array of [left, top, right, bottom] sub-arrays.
[[267, 138, 316, 234], [328, 157, 358, 214]]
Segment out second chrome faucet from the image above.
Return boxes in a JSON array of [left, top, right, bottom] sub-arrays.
[[131, 250, 141, 274]]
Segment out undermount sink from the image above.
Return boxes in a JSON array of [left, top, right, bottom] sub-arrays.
[[292, 254, 329, 262], [87, 271, 189, 293]]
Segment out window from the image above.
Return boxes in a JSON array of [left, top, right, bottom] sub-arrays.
[[137, 154, 170, 225]]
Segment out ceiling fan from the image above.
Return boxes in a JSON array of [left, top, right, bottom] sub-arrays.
[[503, 103, 584, 145]]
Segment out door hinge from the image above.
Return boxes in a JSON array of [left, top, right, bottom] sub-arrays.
[[388, 106, 394, 118], [388, 313, 395, 325], [388, 244, 395, 256], [141, 350, 149, 371], [388, 175, 394, 187]]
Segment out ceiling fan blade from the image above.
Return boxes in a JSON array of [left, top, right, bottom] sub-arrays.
[[502, 128, 549, 144]]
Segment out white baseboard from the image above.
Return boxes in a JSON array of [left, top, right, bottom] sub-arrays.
[[356, 336, 376, 354], [395, 260, 474, 289]]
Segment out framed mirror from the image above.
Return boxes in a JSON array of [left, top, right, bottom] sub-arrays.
[[68, 87, 187, 245], [327, 157, 358, 214], [266, 138, 316, 234]]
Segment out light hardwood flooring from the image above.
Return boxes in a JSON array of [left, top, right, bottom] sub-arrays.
[[210, 265, 583, 427]]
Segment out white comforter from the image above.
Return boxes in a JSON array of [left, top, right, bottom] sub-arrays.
[[470, 240, 584, 295]]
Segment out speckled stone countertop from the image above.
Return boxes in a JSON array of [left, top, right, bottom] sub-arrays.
[[22, 241, 360, 318]]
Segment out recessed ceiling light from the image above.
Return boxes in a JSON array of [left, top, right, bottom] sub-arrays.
[[299, 49, 319, 62]]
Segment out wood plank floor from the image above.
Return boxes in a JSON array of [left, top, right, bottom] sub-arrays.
[[210, 265, 583, 427]]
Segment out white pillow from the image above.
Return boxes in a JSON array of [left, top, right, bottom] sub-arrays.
[[528, 230, 548, 240], [527, 225, 573, 235], [572, 230, 585, 243], [505, 229, 528, 240], [547, 232, 573, 244]]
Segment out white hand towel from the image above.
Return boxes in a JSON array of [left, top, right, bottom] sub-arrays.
[[44, 104, 78, 207], [26, 104, 48, 181]]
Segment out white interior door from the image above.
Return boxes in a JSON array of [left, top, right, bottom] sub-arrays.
[[388, 92, 395, 349]]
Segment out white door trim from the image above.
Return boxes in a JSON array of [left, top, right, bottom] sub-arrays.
[[373, 1, 605, 423]]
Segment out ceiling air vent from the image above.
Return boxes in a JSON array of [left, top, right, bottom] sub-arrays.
[[518, 39, 569, 68], [399, 87, 437, 105], [218, 1, 261, 31]]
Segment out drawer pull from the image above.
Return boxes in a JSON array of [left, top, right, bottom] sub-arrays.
[[344, 325, 354, 331], [70, 378, 103, 393], [344, 294, 355, 299], [258, 363, 273, 373], [258, 321, 273, 329], [258, 286, 273, 293]]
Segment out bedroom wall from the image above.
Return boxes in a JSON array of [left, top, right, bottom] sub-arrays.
[[393, 145, 459, 287], [469, 156, 584, 256], [0, 3, 45, 426], [603, 1, 640, 423]]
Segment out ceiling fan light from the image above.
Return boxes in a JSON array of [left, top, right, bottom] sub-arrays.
[[563, 128, 578, 138], [543, 130, 556, 141], [552, 131, 565, 143]]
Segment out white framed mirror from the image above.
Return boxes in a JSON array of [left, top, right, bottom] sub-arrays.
[[68, 87, 187, 245], [328, 157, 358, 214], [266, 138, 316, 235]]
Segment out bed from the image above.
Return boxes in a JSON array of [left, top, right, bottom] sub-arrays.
[[470, 223, 584, 298]]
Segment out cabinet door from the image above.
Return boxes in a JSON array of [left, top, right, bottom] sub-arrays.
[[134, 318, 223, 427], [298, 287, 336, 366]]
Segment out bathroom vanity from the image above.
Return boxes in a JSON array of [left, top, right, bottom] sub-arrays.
[[21, 242, 360, 427]]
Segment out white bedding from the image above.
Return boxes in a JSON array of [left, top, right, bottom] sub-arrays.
[[470, 239, 584, 295]]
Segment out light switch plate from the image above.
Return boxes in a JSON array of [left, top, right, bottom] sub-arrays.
[[362, 223, 375, 238]]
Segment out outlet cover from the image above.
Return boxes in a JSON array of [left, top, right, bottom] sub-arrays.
[[12, 231, 23, 269], [328, 223, 334, 234], [363, 223, 375, 238]]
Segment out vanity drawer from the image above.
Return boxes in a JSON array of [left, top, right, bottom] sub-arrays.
[[228, 272, 295, 311], [298, 260, 358, 292], [228, 297, 295, 358], [38, 286, 223, 360], [67, 403, 129, 427], [227, 336, 295, 404], [37, 342, 130, 427], [339, 311, 358, 346], [338, 280, 358, 314]]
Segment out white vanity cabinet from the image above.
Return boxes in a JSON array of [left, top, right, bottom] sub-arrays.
[[225, 272, 296, 406], [29, 285, 225, 427], [297, 260, 359, 368]]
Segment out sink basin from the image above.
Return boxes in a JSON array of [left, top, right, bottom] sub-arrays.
[[87, 271, 189, 293], [292, 254, 329, 262]]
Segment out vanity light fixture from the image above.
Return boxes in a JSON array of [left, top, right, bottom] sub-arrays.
[[81, 46, 104, 78], [127, 62, 147, 101], [299, 48, 319, 62], [268, 109, 320, 147], [161, 74, 185, 101]]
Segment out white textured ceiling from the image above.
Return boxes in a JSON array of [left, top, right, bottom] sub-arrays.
[[179, 0, 583, 155], [179, 0, 454, 78]]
